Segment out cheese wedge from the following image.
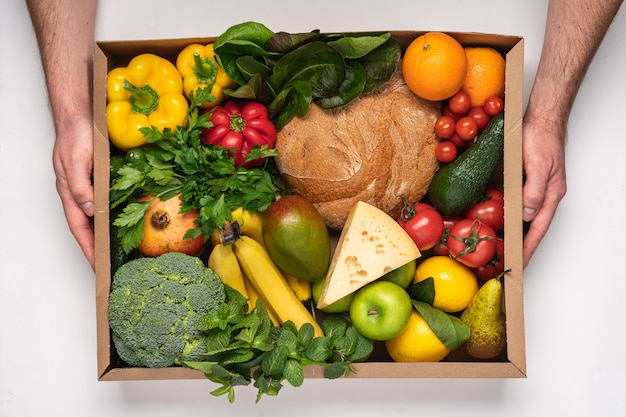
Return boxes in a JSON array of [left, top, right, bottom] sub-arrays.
[[316, 201, 421, 309]]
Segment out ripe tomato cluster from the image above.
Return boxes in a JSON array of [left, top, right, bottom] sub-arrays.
[[398, 188, 505, 279], [434, 90, 504, 164]]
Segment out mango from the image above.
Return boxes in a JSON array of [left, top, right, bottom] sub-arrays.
[[262, 195, 331, 282]]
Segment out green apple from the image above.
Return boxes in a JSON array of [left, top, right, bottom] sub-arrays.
[[312, 275, 355, 313], [379, 260, 417, 289], [349, 281, 412, 341]]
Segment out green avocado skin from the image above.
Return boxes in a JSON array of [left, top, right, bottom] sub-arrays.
[[428, 113, 505, 216]]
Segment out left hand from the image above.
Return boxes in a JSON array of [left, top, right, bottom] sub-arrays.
[[521, 113, 567, 268]]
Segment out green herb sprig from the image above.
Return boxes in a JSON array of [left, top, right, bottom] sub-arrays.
[[185, 286, 373, 403], [109, 87, 284, 253]]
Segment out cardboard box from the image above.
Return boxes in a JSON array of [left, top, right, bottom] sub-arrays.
[[93, 30, 525, 381]]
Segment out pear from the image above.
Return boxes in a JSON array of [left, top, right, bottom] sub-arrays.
[[460, 277, 506, 359]]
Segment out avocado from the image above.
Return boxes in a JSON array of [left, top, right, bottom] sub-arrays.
[[428, 113, 505, 216], [262, 195, 331, 283]]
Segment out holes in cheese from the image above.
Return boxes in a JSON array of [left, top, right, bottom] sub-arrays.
[[316, 201, 421, 309]]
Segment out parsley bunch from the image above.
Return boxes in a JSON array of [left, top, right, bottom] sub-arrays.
[[110, 88, 284, 253], [185, 286, 373, 403]]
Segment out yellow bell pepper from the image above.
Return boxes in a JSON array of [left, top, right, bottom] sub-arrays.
[[106, 53, 189, 151], [175, 43, 237, 109]]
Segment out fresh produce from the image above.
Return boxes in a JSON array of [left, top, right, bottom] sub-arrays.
[[210, 206, 266, 247], [203, 100, 277, 168], [473, 237, 505, 280], [106, 53, 189, 151], [107, 252, 226, 368], [428, 113, 505, 216], [232, 235, 324, 337], [262, 195, 331, 283], [483, 95, 505, 116], [385, 302, 469, 362], [464, 188, 505, 232], [462, 47, 506, 108], [284, 272, 313, 302], [412, 255, 478, 313], [433, 215, 463, 256], [207, 242, 248, 299], [447, 219, 498, 268], [312, 275, 355, 314], [455, 116, 479, 141], [435, 140, 457, 164], [175, 43, 237, 109], [379, 260, 417, 289], [317, 201, 421, 309], [402, 32, 467, 101], [137, 194, 206, 257], [185, 294, 372, 403], [397, 200, 445, 251], [349, 281, 413, 341], [213, 21, 401, 130], [109, 87, 283, 254], [460, 276, 506, 359]]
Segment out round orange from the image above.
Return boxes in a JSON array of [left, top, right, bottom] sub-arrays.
[[402, 32, 467, 101], [385, 310, 450, 362], [463, 47, 506, 107]]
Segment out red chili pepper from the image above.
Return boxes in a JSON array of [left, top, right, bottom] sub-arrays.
[[203, 100, 277, 168]]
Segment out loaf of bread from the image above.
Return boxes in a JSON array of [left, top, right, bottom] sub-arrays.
[[274, 67, 441, 230]]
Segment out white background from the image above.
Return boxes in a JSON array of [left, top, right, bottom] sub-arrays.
[[1, 0, 625, 415]]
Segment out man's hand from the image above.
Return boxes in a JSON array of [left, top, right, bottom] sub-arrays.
[[521, 114, 567, 267], [52, 116, 95, 269]]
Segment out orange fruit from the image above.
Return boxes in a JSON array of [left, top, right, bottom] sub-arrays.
[[402, 32, 467, 101], [414, 256, 478, 313], [463, 47, 506, 107], [385, 310, 450, 362]]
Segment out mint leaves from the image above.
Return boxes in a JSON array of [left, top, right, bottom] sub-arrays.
[[185, 286, 373, 403]]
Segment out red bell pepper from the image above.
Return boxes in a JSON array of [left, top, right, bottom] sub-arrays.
[[203, 100, 277, 168]]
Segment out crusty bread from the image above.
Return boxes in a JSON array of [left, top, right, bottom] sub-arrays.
[[275, 67, 441, 230]]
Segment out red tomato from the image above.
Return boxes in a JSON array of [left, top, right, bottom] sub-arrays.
[[442, 105, 462, 121], [448, 132, 466, 148], [467, 106, 490, 131], [456, 116, 478, 141], [448, 89, 471, 115], [433, 215, 463, 256], [447, 219, 498, 268], [434, 115, 456, 139], [473, 238, 505, 280], [464, 188, 505, 231], [483, 95, 504, 116], [435, 141, 457, 163], [398, 202, 445, 251]]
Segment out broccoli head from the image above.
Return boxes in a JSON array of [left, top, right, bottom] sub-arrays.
[[108, 252, 225, 368]]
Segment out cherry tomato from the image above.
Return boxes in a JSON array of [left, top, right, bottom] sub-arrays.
[[433, 215, 463, 256], [398, 202, 445, 251], [448, 89, 472, 115], [447, 219, 498, 268], [448, 132, 466, 148], [434, 115, 456, 139], [456, 116, 478, 141], [435, 141, 457, 163], [473, 238, 505, 280], [467, 106, 490, 131], [483, 95, 504, 116], [464, 188, 505, 231], [442, 105, 462, 121]]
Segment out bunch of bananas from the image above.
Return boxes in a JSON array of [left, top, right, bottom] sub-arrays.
[[207, 208, 323, 337]]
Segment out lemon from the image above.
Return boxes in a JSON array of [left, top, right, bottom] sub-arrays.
[[414, 256, 478, 313], [385, 310, 450, 362]]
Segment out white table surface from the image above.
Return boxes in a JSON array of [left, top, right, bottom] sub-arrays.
[[2, 0, 625, 415]]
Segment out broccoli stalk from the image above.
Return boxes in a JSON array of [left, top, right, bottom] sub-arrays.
[[108, 252, 226, 368]]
